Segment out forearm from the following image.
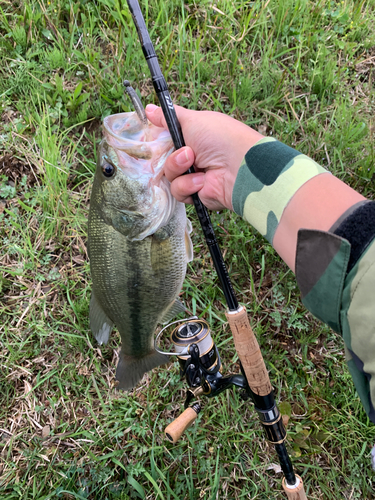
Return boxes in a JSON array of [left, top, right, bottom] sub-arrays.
[[273, 174, 365, 271], [232, 138, 365, 271]]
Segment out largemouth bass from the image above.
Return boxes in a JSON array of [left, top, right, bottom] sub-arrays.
[[88, 111, 193, 390]]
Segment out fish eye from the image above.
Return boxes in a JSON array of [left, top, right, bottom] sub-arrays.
[[102, 162, 116, 178]]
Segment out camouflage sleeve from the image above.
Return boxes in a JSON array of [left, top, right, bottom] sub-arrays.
[[232, 137, 327, 244]]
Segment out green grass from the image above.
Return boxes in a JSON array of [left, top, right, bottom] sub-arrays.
[[1, 0, 375, 498]]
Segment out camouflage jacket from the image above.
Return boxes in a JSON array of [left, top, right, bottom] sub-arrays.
[[233, 137, 375, 423]]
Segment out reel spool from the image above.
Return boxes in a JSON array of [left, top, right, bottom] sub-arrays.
[[155, 317, 222, 389], [170, 319, 220, 373], [155, 316, 199, 358]]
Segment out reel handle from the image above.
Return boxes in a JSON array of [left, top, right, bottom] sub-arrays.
[[164, 404, 200, 444]]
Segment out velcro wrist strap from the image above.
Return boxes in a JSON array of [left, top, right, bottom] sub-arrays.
[[332, 201, 375, 273]]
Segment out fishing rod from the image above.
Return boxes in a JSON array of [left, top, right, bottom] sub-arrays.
[[125, 1, 307, 498]]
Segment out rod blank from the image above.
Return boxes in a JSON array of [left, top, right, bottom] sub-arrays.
[[126, 0, 238, 311]]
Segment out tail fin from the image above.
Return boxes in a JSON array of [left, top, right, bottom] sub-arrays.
[[116, 350, 169, 390]]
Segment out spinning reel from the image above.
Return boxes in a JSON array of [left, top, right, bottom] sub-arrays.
[[155, 317, 248, 443]]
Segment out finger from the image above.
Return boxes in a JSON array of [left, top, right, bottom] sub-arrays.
[[145, 104, 166, 128], [164, 147, 195, 182], [177, 195, 194, 205], [145, 103, 189, 130], [170, 173, 205, 203]]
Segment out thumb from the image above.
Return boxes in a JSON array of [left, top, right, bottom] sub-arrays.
[[145, 104, 167, 129], [145, 103, 189, 130]]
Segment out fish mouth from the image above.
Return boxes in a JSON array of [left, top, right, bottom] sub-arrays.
[[103, 112, 172, 160], [102, 114, 174, 181], [100, 113, 176, 241]]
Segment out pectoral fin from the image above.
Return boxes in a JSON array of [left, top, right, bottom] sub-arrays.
[[89, 290, 114, 345]]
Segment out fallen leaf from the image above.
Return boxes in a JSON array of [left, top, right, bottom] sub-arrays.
[[282, 414, 290, 427], [279, 401, 292, 418], [42, 425, 50, 438], [266, 463, 282, 473]]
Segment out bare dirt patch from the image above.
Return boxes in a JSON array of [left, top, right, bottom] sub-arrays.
[[0, 154, 39, 188]]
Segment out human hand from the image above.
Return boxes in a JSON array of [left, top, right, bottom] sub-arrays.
[[145, 104, 264, 211]]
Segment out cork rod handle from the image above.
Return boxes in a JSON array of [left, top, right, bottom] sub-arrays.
[[282, 475, 307, 500], [225, 306, 272, 396]]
